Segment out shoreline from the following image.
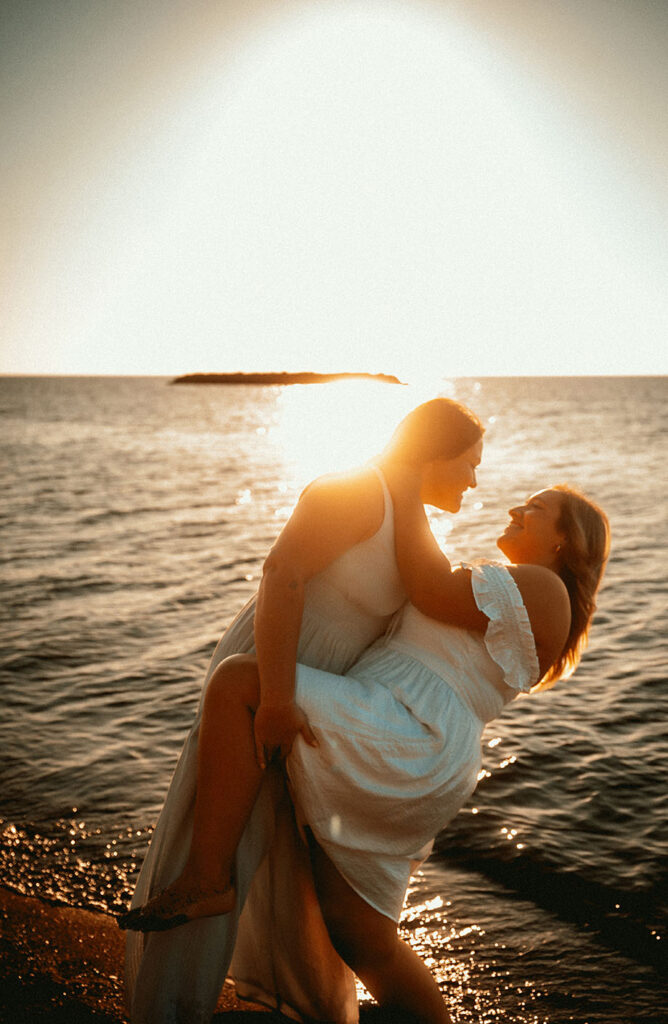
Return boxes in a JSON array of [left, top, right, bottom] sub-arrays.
[[1, 887, 404, 1023]]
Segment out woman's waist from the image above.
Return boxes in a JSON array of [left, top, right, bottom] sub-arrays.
[[304, 574, 404, 624], [360, 638, 506, 723], [298, 605, 392, 674]]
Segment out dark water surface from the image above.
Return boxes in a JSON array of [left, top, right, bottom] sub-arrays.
[[1, 375, 666, 1023]]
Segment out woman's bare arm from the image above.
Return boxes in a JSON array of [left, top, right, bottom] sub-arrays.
[[386, 464, 488, 631], [253, 469, 384, 764], [388, 465, 571, 677], [508, 565, 571, 678]]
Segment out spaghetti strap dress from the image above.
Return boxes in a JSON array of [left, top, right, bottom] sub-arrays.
[[125, 468, 405, 1024], [287, 562, 540, 923]]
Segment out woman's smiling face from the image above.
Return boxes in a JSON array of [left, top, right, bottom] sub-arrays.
[[497, 489, 566, 566]]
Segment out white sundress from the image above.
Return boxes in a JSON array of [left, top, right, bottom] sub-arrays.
[[287, 561, 541, 924], [125, 469, 406, 1024]]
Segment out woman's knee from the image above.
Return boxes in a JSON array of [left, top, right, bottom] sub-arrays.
[[206, 654, 260, 709]]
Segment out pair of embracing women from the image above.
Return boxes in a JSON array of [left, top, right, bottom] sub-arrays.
[[120, 398, 610, 1024]]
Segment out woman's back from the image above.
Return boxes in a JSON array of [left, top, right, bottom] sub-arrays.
[[299, 468, 405, 672]]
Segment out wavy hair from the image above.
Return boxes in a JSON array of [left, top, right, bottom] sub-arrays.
[[540, 485, 610, 687]]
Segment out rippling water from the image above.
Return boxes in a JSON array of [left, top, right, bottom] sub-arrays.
[[1, 374, 666, 1023]]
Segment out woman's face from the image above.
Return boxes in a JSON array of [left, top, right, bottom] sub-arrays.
[[497, 489, 566, 566], [420, 438, 483, 512]]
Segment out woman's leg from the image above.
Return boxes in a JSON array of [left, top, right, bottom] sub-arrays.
[[309, 839, 453, 1024], [120, 654, 264, 929], [187, 653, 264, 886]]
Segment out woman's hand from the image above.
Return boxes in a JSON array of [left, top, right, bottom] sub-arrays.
[[253, 700, 318, 770]]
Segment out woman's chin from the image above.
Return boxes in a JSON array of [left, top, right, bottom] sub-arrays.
[[429, 495, 460, 513], [496, 535, 512, 559]]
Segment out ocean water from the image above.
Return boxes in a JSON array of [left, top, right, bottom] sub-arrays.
[[1, 374, 666, 1023]]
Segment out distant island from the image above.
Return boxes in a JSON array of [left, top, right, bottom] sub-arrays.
[[170, 371, 403, 386]]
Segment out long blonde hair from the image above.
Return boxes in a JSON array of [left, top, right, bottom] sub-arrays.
[[540, 486, 610, 687]]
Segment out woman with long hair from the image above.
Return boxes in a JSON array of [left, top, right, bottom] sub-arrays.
[[123, 466, 609, 1024], [123, 397, 484, 1024]]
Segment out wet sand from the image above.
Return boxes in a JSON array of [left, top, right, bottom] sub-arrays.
[[0, 886, 279, 1023], [0, 887, 409, 1024]]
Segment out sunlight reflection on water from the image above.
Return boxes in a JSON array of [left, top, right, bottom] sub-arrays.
[[2, 375, 666, 1024], [396, 872, 550, 1023]]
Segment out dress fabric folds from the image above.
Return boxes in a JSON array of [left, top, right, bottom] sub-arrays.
[[287, 561, 540, 923], [124, 470, 405, 1024]]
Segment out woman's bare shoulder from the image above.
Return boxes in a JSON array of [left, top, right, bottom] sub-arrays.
[[507, 565, 571, 667], [265, 466, 386, 572], [507, 564, 569, 606], [299, 465, 384, 510]]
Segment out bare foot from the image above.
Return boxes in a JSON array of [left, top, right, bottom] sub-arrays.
[[118, 879, 235, 932]]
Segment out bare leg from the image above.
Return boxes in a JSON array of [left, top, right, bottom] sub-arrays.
[[187, 653, 263, 885], [119, 654, 263, 930], [309, 838, 453, 1024]]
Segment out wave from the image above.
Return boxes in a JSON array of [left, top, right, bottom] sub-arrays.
[[433, 842, 667, 975]]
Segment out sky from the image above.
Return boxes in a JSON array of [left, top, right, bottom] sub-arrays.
[[2, 0, 667, 379]]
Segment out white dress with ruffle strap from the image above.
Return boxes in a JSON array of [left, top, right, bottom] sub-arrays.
[[287, 561, 540, 923]]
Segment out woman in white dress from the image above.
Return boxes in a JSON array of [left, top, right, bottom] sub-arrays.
[[123, 398, 484, 1024], [123, 471, 609, 1024]]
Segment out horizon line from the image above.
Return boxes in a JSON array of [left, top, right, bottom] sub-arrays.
[[1, 371, 665, 381]]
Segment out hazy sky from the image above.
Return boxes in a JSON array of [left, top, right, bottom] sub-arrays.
[[2, 0, 667, 378]]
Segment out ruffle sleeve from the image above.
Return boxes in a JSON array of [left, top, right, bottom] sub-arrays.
[[464, 561, 540, 693]]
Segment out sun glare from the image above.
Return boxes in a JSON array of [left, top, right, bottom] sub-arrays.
[[2, 1, 666, 375], [270, 380, 440, 487]]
